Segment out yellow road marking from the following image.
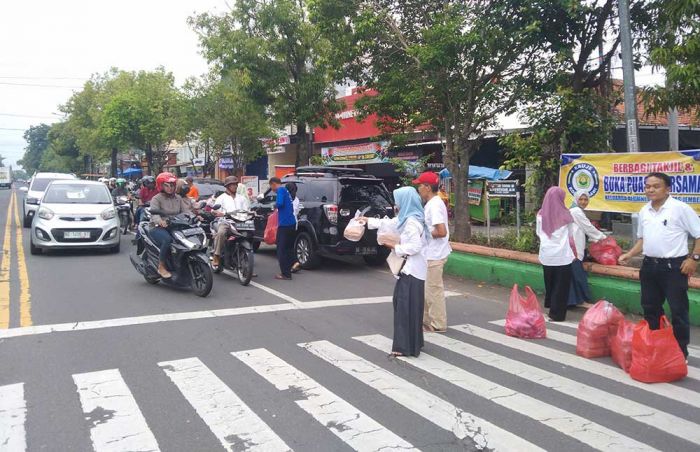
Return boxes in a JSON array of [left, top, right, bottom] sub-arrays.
[[0, 191, 15, 328], [13, 190, 31, 326]]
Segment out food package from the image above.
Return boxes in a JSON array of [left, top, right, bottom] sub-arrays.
[[504, 284, 546, 339], [377, 218, 400, 247], [264, 210, 278, 245], [576, 300, 624, 358], [630, 316, 688, 383], [589, 237, 623, 266], [610, 320, 634, 372], [343, 217, 366, 242]]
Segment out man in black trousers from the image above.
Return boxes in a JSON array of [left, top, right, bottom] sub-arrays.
[[620, 172, 700, 359]]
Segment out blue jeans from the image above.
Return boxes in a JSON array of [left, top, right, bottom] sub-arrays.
[[149, 227, 173, 262]]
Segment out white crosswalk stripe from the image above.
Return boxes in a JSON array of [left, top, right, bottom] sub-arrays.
[[233, 348, 417, 451], [300, 339, 544, 451], [557, 320, 700, 359], [0, 383, 26, 452], [356, 334, 658, 451], [489, 319, 700, 380], [421, 330, 700, 445], [453, 324, 700, 408], [159, 357, 290, 452], [72, 369, 160, 452]]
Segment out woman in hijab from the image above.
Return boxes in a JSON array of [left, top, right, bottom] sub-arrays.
[[536, 187, 576, 321], [236, 182, 251, 211], [362, 187, 427, 357], [568, 191, 606, 308]]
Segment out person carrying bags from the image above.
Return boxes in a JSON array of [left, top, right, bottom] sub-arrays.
[[568, 190, 606, 308]]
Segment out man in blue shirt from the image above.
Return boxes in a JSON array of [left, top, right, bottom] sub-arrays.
[[270, 177, 297, 279]]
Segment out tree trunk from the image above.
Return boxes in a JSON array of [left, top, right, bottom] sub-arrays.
[[145, 144, 154, 175], [295, 123, 308, 167], [110, 148, 118, 177]]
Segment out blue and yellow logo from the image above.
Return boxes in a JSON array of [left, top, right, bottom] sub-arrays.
[[566, 163, 600, 197]]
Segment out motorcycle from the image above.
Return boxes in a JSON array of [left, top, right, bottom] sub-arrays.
[[130, 210, 214, 297], [211, 209, 259, 286], [115, 195, 132, 234]]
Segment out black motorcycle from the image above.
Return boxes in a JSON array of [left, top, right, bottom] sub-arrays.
[[211, 210, 259, 286], [115, 195, 132, 234], [130, 211, 213, 297]]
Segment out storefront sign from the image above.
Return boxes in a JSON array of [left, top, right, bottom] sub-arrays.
[[468, 180, 484, 205], [321, 141, 390, 166], [266, 146, 286, 155], [559, 150, 700, 213], [487, 180, 518, 197], [241, 175, 259, 198], [192, 157, 205, 167], [219, 157, 234, 169]]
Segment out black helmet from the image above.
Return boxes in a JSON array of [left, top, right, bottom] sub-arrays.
[[142, 176, 155, 188]]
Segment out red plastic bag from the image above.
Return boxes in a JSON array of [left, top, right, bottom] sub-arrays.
[[576, 300, 624, 358], [589, 237, 622, 265], [610, 320, 634, 372], [504, 284, 546, 339], [264, 211, 278, 245], [630, 316, 687, 383]]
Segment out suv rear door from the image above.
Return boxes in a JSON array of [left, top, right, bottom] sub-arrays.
[[337, 178, 394, 247]]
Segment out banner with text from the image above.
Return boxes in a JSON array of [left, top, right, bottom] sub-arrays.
[[321, 141, 390, 166], [559, 150, 700, 213]]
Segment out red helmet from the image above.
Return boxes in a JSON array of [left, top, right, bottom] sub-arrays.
[[155, 172, 177, 192]]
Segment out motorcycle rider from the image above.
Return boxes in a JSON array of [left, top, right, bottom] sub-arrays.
[[112, 178, 130, 198], [211, 176, 248, 268], [134, 176, 158, 228], [176, 179, 198, 212], [149, 172, 193, 279]]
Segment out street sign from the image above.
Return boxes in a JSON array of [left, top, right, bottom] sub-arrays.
[[192, 158, 205, 167], [487, 180, 518, 197]]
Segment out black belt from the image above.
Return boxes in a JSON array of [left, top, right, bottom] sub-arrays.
[[643, 256, 687, 264]]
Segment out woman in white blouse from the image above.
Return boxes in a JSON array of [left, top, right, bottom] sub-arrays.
[[568, 191, 606, 308], [536, 187, 576, 321], [362, 187, 427, 357]]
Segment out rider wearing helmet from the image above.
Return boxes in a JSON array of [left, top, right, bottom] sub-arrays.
[[112, 178, 129, 198], [176, 178, 196, 211], [148, 172, 193, 278], [108, 177, 117, 191], [133, 176, 157, 228], [211, 176, 249, 268]]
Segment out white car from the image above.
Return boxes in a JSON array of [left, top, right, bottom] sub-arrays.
[[30, 180, 121, 255], [22, 172, 77, 227]]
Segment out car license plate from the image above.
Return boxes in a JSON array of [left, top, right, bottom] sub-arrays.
[[237, 221, 255, 230], [356, 247, 377, 255], [64, 231, 91, 239], [182, 227, 202, 236]]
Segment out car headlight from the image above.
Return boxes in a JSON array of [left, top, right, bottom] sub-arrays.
[[101, 207, 117, 220], [37, 207, 54, 220]]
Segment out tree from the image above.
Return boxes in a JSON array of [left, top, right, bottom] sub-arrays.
[[12, 169, 28, 180], [42, 121, 83, 173], [189, 0, 342, 166], [643, 0, 700, 117], [19, 124, 52, 174], [311, 0, 552, 241]]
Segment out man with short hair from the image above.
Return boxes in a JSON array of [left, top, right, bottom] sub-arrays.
[[620, 172, 700, 359], [414, 171, 451, 333], [211, 176, 248, 268], [270, 177, 296, 280], [185, 175, 199, 200]]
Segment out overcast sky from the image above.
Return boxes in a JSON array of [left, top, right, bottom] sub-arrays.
[[0, 0, 227, 170]]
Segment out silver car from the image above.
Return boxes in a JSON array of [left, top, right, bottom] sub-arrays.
[[22, 172, 77, 227], [30, 180, 121, 255]]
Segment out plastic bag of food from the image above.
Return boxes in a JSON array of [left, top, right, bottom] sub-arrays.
[[264, 210, 278, 245], [630, 316, 687, 383], [343, 213, 366, 242], [377, 218, 400, 247], [589, 237, 623, 265], [610, 320, 634, 372], [504, 284, 546, 339], [576, 300, 624, 358]]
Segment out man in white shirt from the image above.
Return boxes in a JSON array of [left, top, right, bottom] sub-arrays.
[[212, 176, 248, 268], [414, 171, 452, 333], [619, 172, 700, 359]]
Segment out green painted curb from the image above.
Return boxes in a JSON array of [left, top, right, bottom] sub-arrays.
[[445, 251, 700, 326]]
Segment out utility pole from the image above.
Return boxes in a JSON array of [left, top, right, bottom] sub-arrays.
[[618, 0, 639, 152]]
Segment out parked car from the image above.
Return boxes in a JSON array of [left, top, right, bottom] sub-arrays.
[[192, 178, 226, 202], [30, 180, 121, 255], [251, 166, 395, 269], [21, 172, 77, 227]]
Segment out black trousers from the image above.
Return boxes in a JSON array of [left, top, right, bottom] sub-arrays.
[[640, 256, 690, 357], [543, 264, 573, 321], [392, 274, 425, 357], [276, 226, 296, 278]]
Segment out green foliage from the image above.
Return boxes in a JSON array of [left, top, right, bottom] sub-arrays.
[[12, 170, 27, 180], [189, 0, 342, 165], [467, 227, 540, 254], [309, 155, 325, 166], [388, 154, 431, 186], [19, 124, 51, 174]]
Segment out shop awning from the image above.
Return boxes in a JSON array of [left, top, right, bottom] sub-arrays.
[[439, 165, 512, 181]]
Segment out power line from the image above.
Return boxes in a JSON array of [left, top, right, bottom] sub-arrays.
[[0, 127, 26, 131], [0, 75, 87, 81], [0, 82, 81, 89], [0, 113, 60, 119]]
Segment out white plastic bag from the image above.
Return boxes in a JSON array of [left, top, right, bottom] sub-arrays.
[[386, 250, 407, 276], [343, 212, 366, 242], [377, 217, 400, 247]]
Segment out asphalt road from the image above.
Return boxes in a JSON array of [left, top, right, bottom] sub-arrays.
[[2, 187, 700, 452]]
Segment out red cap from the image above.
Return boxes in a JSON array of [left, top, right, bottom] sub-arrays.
[[412, 171, 439, 185]]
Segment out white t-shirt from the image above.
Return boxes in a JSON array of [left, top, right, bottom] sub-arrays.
[[536, 215, 575, 266], [214, 192, 248, 214], [637, 196, 700, 258], [424, 196, 451, 260]]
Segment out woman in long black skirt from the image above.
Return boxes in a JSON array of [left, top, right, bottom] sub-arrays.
[[365, 187, 427, 357]]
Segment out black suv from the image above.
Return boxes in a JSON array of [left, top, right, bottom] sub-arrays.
[[252, 166, 395, 268]]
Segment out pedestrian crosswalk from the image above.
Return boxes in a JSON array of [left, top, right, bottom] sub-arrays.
[[2, 321, 700, 451]]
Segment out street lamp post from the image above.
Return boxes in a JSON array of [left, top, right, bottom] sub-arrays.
[[618, 0, 639, 153]]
